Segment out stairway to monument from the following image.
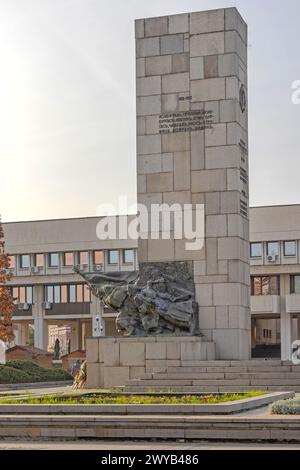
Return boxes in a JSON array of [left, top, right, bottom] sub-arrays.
[[122, 360, 300, 393]]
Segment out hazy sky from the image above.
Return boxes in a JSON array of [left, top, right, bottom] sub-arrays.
[[0, 0, 299, 222]]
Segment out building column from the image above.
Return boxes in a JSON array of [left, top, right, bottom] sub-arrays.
[[34, 318, 48, 350], [70, 320, 83, 351], [32, 285, 48, 350], [14, 322, 29, 346], [281, 311, 292, 360]]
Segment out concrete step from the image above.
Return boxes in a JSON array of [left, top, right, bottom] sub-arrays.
[[1, 413, 300, 441], [178, 360, 286, 367], [152, 372, 300, 380], [123, 385, 300, 393], [165, 365, 294, 374]]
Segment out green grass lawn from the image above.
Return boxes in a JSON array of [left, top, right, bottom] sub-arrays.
[[0, 391, 264, 405]]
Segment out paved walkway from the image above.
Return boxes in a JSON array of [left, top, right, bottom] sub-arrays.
[[0, 385, 73, 398], [0, 439, 299, 450]]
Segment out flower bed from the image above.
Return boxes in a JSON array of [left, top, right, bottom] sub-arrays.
[[270, 398, 300, 415], [0, 391, 263, 405]]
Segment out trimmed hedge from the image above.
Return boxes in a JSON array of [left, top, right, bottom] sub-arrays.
[[0, 361, 72, 384], [270, 399, 300, 415]]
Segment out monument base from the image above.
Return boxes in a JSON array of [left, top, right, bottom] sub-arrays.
[[86, 336, 216, 389]]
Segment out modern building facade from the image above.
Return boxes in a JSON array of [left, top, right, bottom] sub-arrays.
[[3, 204, 300, 360], [3, 216, 137, 355]]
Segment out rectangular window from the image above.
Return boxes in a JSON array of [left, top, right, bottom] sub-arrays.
[[20, 254, 30, 269], [250, 243, 262, 258], [76, 284, 83, 303], [45, 284, 90, 303], [267, 242, 279, 257], [26, 287, 33, 304], [34, 254, 44, 267], [54, 285, 60, 303], [63, 252, 74, 266], [61, 285, 68, 303], [123, 249, 134, 264], [12, 286, 33, 304], [79, 251, 89, 266], [83, 284, 90, 302], [290, 275, 300, 294], [19, 287, 26, 303], [49, 253, 59, 268], [284, 241, 296, 257], [94, 251, 104, 265], [46, 286, 54, 303], [69, 285, 76, 303], [108, 250, 119, 265], [12, 287, 18, 304], [251, 276, 280, 296], [8, 256, 15, 269]]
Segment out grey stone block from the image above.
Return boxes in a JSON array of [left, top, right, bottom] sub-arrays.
[[136, 58, 145, 77], [205, 145, 239, 169], [218, 53, 239, 77], [225, 30, 247, 65], [145, 17, 168, 37], [225, 7, 247, 44], [169, 14, 189, 33], [160, 34, 184, 55], [136, 37, 160, 57], [162, 93, 179, 112], [172, 53, 189, 73], [136, 76, 161, 97], [145, 56, 172, 76], [190, 57, 204, 80], [204, 55, 219, 78], [191, 169, 227, 193], [137, 135, 161, 155], [174, 151, 190, 191], [162, 72, 189, 93], [137, 95, 161, 116], [191, 130, 205, 170], [190, 9, 225, 34], [135, 19, 145, 39], [191, 78, 225, 101], [190, 32, 224, 57]]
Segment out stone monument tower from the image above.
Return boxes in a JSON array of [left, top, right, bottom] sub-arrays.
[[136, 8, 250, 359]]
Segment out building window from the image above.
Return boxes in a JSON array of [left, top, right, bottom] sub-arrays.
[[79, 251, 89, 266], [61, 285, 68, 303], [263, 329, 272, 339], [83, 285, 90, 302], [76, 285, 83, 302], [267, 242, 279, 257], [45, 284, 91, 303], [251, 276, 280, 296], [290, 275, 300, 294], [108, 250, 119, 264], [34, 254, 44, 267], [250, 243, 262, 258], [8, 256, 15, 269], [94, 251, 104, 265], [123, 249, 134, 264], [69, 285, 76, 303], [20, 254, 30, 269], [284, 241, 296, 257], [46, 286, 54, 303], [12, 286, 33, 304], [54, 285, 60, 303], [49, 253, 59, 268], [63, 252, 74, 266]]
